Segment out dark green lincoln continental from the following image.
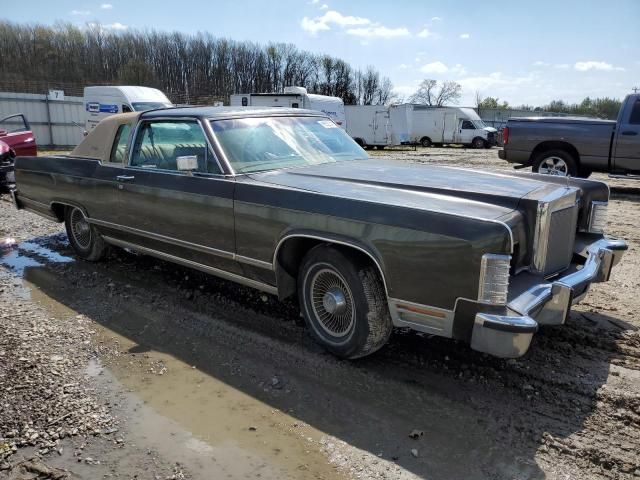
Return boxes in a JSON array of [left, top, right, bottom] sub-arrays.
[[12, 107, 627, 359]]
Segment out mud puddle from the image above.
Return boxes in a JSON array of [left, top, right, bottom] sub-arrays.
[[0, 240, 347, 479]]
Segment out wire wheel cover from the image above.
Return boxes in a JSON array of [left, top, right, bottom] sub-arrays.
[[310, 268, 355, 337], [539, 156, 569, 176], [70, 208, 92, 249]]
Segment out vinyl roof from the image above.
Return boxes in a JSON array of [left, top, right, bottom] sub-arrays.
[[141, 106, 325, 119]]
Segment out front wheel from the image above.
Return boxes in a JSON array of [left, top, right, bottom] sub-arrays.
[[472, 137, 486, 149], [298, 246, 392, 359], [64, 206, 107, 261], [420, 137, 432, 148]]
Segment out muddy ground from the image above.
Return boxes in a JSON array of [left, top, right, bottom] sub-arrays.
[[1, 147, 639, 479]]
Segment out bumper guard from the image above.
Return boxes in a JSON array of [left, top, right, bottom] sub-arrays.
[[470, 237, 627, 358]]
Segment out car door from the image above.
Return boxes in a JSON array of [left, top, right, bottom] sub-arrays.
[[612, 97, 640, 173], [0, 114, 37, 156], [459, 120, 476, 145], [116, 118, 240, 274]]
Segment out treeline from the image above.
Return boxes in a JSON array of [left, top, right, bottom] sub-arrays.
[[478, 96, 622, 119], [0, 21, 394, 105]]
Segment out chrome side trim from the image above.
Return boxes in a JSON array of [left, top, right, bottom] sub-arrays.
[[388, 298, 454, 337], [235, 255, 274, 270], [89, 218, 234, 260], [88, 218, 273, 269], [273, 233, 389, 296], [102, 236, 278, 295]]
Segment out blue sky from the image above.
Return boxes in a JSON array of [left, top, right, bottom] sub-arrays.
[[4, 0, 639, 106]]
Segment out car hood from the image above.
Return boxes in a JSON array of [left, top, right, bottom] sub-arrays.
[[484, 127, 498, 133], [248, 159, 553, 221]]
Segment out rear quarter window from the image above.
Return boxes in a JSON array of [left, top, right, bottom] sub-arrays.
[[629, 99, 640, 125]]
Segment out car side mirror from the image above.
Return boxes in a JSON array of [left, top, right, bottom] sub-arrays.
[[176, 155, 198, 174], [0, 129, 7, 137]]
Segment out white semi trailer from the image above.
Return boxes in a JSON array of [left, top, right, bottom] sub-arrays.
[[229, 87, 346, 129], [411, 106, 498, 148], [344, 104, 412, 148]]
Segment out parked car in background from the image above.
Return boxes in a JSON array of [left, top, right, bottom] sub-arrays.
[[499, 94, 640, 177], [230, 86, 346, 129], [84, 85, 173, 132], [12, 107, 626, 360], [0, 113, 37, 190], [411, 106, 498, 148]]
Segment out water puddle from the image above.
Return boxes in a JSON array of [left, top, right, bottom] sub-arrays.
[[2, 240, 347, 480]]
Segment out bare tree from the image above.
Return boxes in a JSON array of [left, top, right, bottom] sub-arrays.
[[409, 79, 461, 106]]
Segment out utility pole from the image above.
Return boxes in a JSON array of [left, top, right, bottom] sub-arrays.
[[633, 86, 639, 94]]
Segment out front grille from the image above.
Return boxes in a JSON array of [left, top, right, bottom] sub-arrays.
[[543, 205, 578, 275]]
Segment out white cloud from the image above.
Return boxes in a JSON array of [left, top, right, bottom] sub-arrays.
[[309, 0, 319, 3], [457, 72, 535, 92], [346, 25, 410, 38], [320, 3, 329, 9], [398, 63, 409, 70], [459, 33, 470, 39], [100, 3, 113, 9], [87, 21, 127, 31], [451, 64, 467, 75], [71, 9, 90, 15], [574, 60, 625, 72], [420, 61, 449, 74], [106, 22, 127, 30], [431, 16, 442, 21], [301, 9, 408, 38], [555, 63, 570, 69], [532, 61, 549, 67], [417, 28, 432, 38]]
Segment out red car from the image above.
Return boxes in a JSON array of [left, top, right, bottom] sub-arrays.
[[0, 114, 37, 190]]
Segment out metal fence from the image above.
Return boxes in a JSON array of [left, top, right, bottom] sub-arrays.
[[0, 91, 85, 148]]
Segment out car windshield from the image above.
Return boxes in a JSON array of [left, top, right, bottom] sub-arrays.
[[473, 120, 487, 129], [210, 116, 368, 173], [131, 102, 172, 111]]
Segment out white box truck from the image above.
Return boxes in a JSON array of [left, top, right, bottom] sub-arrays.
[[84, 86, 173, 132], [229, 86, 346, 129], [345, 104, 412, 148], [411, 106, 498, 148]]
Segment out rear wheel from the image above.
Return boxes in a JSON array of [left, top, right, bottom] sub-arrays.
[[298, 246, 392, 359], [65, 206, 107, 261], [532, 149, 578, 177], [420, 137, 432, 148]]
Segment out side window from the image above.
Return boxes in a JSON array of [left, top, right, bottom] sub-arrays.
[[461, 120, 474, 129], [109, 124, 131, 164], [629, 99, 640, 125], [122, 104, 132, 113], [0, 114, 29, 133], [130, 121, 221, 174]]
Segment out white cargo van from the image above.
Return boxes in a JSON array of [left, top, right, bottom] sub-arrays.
[[345, 104, 412, 148], [84, 86, 172, 131], [229, 86, 346, 129], [411, 106, 497, 148]]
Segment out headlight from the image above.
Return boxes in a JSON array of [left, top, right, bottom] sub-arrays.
[[588, 201, 608, 234], [478, 254, 511, 305]]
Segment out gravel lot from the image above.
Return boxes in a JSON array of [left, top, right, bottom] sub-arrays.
[[1, 147, 639, 479]]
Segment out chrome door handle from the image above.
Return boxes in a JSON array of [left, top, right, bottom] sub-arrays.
[[116, 175, 135, 182]]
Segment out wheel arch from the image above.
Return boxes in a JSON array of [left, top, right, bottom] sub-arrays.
[[529, 141, 580, 166], [273, 233, 388, 301], [419, 136, 432, 146], [50, 200, 88, 222]]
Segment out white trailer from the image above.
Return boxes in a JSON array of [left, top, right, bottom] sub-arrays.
[[411, 106, 498, 148], [229, 86, 346, 129], [84, 86, 172, 132], [344, 104, 412, 148]]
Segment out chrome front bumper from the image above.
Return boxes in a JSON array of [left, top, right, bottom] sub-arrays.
[[471, 237, 628, 358]]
